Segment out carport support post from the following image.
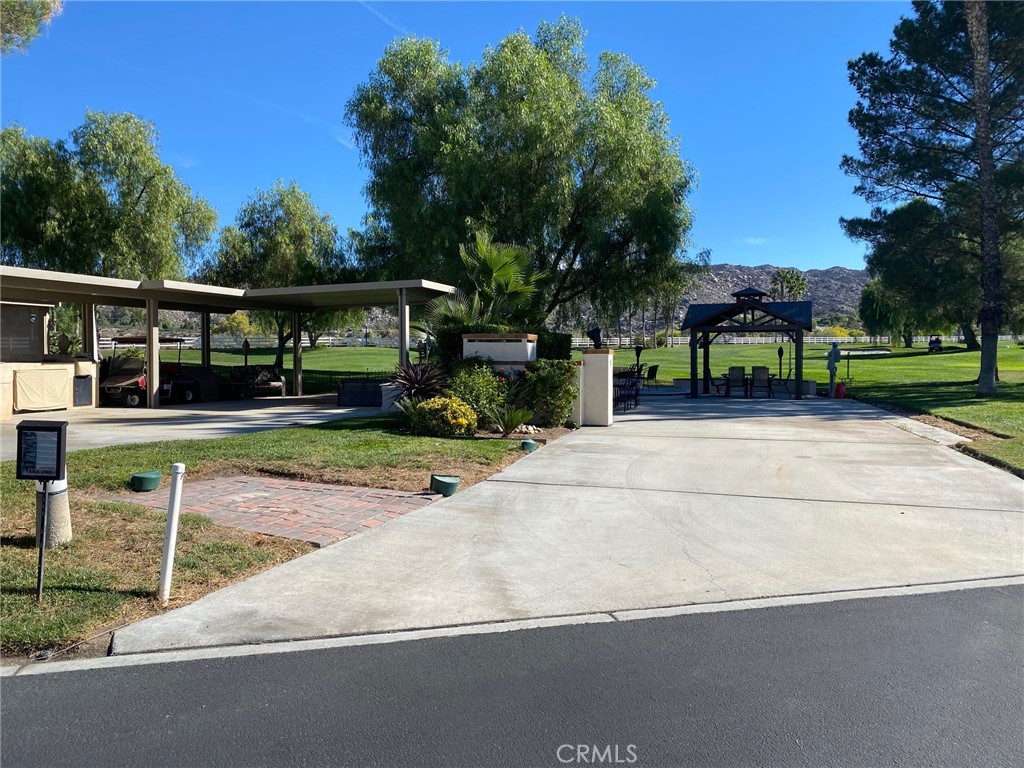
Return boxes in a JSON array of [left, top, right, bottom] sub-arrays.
[[291, 311, 302, 396], [795, 331, 804, 400], [200, 312, 212, 368], [702, 331, 711, 394], [81, 303, 99, 363], [397, 288, 410, 367], [689, 328, 699, 398], [146, 298, 160, 408]]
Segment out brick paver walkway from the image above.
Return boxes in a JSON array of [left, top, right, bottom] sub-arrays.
[[106, 476, 440, 547]]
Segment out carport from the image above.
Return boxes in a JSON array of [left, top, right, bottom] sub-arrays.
[[0, 265, 454, 410], [681, 287, 813, 400]]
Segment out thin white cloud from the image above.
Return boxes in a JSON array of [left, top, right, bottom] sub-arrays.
[[333, 127, 355, 150], [359, 1, 412, 36], [65, 45, 356, 152], [738, 237, 768, 246], [169, 154, 200, 169]]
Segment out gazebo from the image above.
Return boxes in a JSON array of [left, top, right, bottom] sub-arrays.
[[680, 287, 813, 399]]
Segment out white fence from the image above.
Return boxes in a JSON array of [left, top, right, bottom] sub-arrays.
[[99, 335, 405, 351], [570, 334, 1017, 348]]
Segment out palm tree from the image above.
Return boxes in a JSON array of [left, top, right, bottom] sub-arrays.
[[769, 267, 808, 301], [458, 230, 547, 324]]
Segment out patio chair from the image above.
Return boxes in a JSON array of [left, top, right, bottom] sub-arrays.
[[749, 366, 774, 398], [643, 364, 660, 389], [726, 366, 746, 397]]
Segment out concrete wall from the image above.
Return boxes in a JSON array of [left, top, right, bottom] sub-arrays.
[[462, 334, 537, 374]]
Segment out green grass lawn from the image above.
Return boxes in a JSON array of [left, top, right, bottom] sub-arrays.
[[0, 414, 521, 657], [156, 344, 400, 372]]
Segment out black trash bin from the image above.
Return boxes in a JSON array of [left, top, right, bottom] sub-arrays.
[[72, 375, 93, 406]]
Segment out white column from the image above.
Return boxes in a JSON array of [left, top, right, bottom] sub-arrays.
[[146, 298, 160, 408], [397, 288, 410, 367], [81, 303, 99, 363], [291, 311, 302, 396], [582, 349, 614, 426], [200, 312, 212, 368]]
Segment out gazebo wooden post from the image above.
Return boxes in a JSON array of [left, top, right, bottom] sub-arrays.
[[689, 328, 699, 399], [702, 330, 711, 394], [795, 330, 804, 400]]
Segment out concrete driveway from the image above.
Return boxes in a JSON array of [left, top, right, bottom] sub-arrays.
[[112, 396, 1024, 654]]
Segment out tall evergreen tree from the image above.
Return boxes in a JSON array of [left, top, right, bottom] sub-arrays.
[[842, 1, 1023, 394]]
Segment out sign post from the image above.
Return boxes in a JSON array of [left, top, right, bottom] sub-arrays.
[[16, 421, 68, 602]]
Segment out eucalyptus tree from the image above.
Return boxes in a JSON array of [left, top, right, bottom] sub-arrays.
[[859, 279, 918, 348], [1, 0, 61, 54], [346, 16, 698, 319], [842, 0, 1024, 394], [1, 111, 216, 279], [202, 181, 347, 366]]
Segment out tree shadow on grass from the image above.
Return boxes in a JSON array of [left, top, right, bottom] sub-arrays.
[[861, 379, 1022, 406], [4, 584, 152, 598], [1, 534, 37, 549]]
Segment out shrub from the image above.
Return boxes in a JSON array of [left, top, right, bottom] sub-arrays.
[[529, 328, 572, 360], [448, 358, 503, 428], [487, 402, 533, 437], [392, 362, 447, 401], [409, 396, 477, 437], [394, 396, 423, 425], [519, 359, 579, 427]]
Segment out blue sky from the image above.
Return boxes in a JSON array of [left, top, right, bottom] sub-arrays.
[[1, 1, 912, 272]]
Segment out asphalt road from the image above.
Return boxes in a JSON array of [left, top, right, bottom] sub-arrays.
[[3, 586, 1022, 768]]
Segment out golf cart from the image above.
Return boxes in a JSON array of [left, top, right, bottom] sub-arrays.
[[100, 337, 202, 407]]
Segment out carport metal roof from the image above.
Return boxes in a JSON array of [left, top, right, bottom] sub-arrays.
[[0, 266, 454, 313]]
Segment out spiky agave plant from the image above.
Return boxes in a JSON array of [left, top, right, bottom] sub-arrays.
[[392, 362, 447, 402]]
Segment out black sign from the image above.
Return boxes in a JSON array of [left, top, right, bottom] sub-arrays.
[[16, 421, 67, 482]]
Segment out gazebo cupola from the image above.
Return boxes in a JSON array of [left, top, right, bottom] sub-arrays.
[[731, 287, 771, 303]]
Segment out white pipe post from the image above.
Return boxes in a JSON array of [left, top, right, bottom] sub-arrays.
[[158, 463, 187, 604]]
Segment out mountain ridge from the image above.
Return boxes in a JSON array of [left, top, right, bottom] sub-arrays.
[[685, 263, 869, 319]]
